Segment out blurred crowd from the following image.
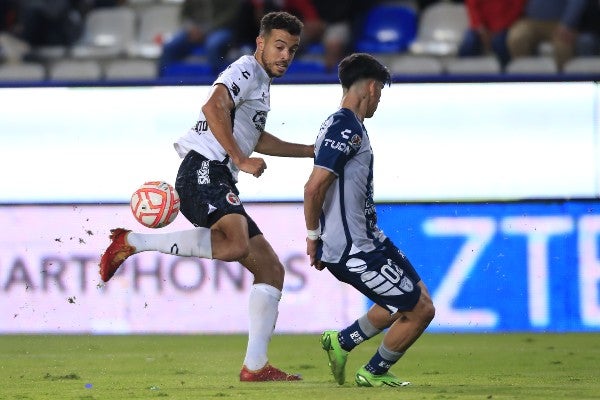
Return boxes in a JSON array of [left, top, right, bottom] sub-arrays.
[[0, 0, 126, 61], [458, 0, 600, 70], [1, 0, 599, 80]]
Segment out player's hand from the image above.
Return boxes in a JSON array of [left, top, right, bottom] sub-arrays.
[[306, 238, 325, 270], [238, 157, 267, 178]]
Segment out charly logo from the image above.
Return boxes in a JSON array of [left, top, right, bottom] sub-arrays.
[[346, 257, 413, 296]]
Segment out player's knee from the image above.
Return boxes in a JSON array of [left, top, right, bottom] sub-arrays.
[[210, 227, 251, 261], [258, 260, 285, 288], [420, 298, 435, 326], [221, 241, 250, 261], [232, 244, 251, 261], [272, 261, 285, 283]]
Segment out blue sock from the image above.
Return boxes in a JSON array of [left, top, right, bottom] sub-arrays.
[[338, 320, 365, 351], [338, 314, 381, 352], [365, 344, 404, 375]]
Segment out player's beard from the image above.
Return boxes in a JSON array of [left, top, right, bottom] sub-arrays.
[[261, 53, 288, 78]]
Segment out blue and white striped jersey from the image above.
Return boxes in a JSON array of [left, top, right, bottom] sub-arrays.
[[314, 108, 387, 263]]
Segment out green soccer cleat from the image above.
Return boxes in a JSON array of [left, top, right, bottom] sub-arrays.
[[320, 330, 348, 385], [355, 366, 411, 387]]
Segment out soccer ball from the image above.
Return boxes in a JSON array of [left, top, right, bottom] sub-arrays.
[[130, 181, 180, 228]]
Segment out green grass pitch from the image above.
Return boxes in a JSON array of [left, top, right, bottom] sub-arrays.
[[0, 333, 598, 399]]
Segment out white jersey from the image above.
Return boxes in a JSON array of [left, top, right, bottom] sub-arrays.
[[314, 108, 387, 263], [174, 55, 271, 181]]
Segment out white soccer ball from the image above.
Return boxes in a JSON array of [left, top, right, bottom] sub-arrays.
[[130, 181, 180, 228]]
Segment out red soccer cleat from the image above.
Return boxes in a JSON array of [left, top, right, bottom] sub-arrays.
[[99, 228, 135, 282], [239, 364, 302, 382]]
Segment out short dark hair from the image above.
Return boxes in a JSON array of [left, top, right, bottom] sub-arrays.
[[338, 53, 392, 89], [259, 11, 303, 37]]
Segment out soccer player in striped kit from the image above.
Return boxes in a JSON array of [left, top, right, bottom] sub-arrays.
[[304, 53, 435, 387]]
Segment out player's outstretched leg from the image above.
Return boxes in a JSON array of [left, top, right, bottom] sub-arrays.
[[99, 227, 215, 283], [355, 366, 411, 387], [320, 330, 348, 385], [99, 228, 134, 282], [240, 364, 302, 382]]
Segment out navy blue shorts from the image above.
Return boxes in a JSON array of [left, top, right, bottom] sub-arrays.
[[175, 150, 261, 237], [323, 239, 422, 314]]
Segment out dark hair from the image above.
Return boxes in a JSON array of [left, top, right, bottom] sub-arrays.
[[259, 11, 303, 37], [338, 53, 392, 89]]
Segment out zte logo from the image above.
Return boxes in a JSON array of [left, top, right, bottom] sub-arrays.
[[324, 138, 351, 155]]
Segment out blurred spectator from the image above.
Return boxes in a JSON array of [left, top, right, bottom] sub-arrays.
[[235, 0, 375, 72], [234, 0, 322, 56], [14, 0, 84, 48], [158, 0, 241, 76], [0, 0, 85, 63], [87, 0, 126, 7], [577, 0, 600, 56], [286, 0, 325, 52], [415, 0, 464, 12], [458, 0, 526, 67], [507, 0, 588, 70], [0, 1, 18, 31], [310, 0, 378, 71], [0, 0, 22, 63]]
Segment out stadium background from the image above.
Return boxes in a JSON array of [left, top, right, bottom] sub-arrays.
[[1, 80, 599, 335], [1, 0, 600, 337]]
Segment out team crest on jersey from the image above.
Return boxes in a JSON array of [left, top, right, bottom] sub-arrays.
[[349, 134, 362, 149], [400, 277, 414, 292], [226, 191, 241, 205], [253, 111, 267, 131]]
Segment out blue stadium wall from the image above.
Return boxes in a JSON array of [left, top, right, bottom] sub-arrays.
[[376, 200, 600, 332]]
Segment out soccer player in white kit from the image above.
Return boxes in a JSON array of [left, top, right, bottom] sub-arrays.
[[99, 12, 313, 381], [304, 53, 436, 387]]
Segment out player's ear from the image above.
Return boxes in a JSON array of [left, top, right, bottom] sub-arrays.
[[256, 35, 265, 52], [368, 79, 377, 96]]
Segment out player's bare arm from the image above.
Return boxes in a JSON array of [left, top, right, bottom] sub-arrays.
[[202, 83, 267, 177], [303, 166, 336, 269], [255, 131, 314, 158]]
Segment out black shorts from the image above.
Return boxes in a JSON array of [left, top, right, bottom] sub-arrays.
[[323, 239, 422, 314], [175, 150, 262, 237]]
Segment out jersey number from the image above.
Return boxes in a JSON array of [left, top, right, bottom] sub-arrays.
[[194, 120, 209, 133]]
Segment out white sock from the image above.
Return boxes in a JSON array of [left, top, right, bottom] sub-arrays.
[[243, 283, 281, 370], [126, 228, 213, 259]]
